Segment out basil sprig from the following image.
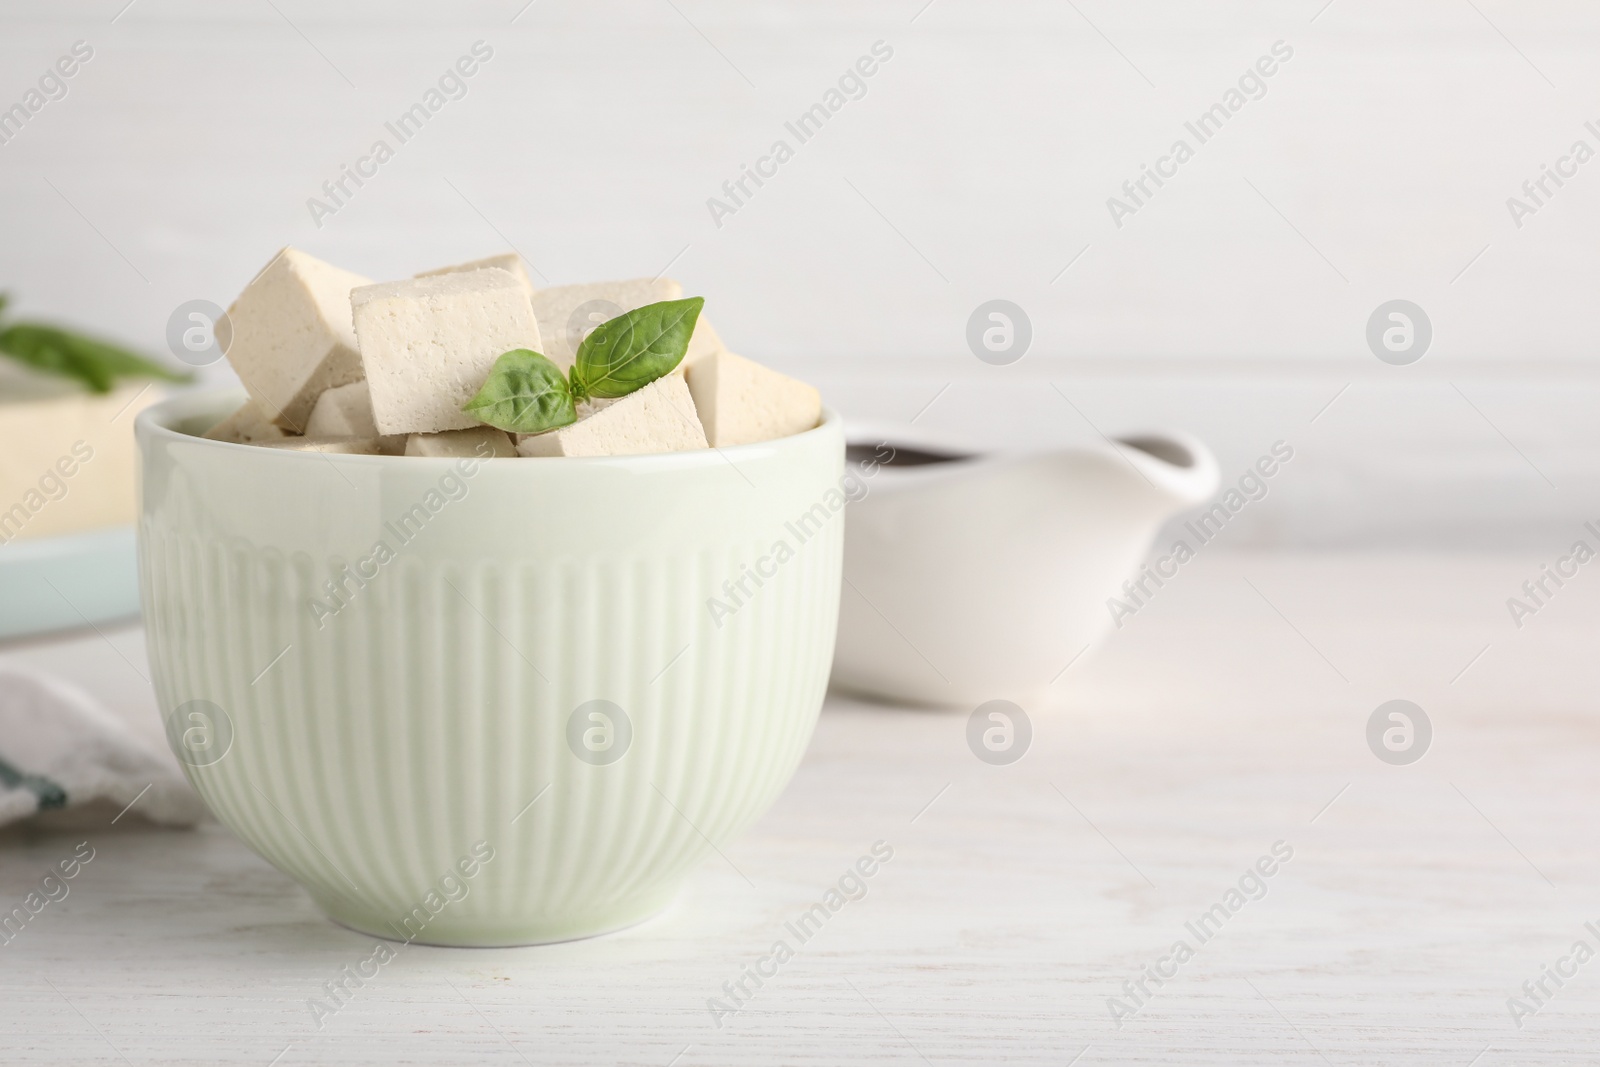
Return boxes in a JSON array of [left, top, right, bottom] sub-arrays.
[[0, 293, 193, 394], [464, 296, 703, 434]]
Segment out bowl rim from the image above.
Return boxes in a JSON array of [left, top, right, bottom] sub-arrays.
[[137, 387, 840, 470]]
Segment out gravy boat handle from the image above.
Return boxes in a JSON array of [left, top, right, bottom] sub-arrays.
[[1110, 430, 1220, 508]]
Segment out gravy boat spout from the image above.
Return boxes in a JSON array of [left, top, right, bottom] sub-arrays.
[[834, 425, 1219, 708]]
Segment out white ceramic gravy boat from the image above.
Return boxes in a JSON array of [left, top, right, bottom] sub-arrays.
[[833, 422, 1219, 707]]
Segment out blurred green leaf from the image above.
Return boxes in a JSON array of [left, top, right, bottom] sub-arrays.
[[0, 304, 193, 394]]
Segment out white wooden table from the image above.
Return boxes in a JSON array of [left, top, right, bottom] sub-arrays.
[[1, 550, 1596, 1065]]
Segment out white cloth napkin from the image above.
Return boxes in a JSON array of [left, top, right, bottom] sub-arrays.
[[0, 668, 203, 828]]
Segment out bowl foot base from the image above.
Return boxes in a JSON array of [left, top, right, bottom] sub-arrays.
[[311, 885, 680, 948]]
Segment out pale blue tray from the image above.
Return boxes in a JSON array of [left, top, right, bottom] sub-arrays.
[[0, 526, 140, 641]]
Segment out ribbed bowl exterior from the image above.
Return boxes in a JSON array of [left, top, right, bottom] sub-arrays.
[[138, 391, 843, 945]]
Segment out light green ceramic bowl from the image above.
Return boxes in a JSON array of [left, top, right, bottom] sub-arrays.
[[137, 389, 843, 946]]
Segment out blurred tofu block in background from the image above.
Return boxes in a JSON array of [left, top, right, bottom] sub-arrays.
[[0, 373, 161, 543]]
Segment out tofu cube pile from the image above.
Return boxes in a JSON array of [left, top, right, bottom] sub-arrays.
[[208, 248, 820, 460]]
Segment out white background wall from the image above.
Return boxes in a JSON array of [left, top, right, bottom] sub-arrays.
[[3, 0, 1598, 545]]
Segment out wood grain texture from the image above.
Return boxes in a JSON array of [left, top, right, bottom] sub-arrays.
[[1, 550, 1595, 1064]]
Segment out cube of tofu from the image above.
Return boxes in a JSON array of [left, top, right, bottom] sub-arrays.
[[0, 379, 159, 544], [352, 268, 542, 436], [416, 253, 535, 298], [682, 313, 725, 371], [660, 278, 724, 370], [256, 435, 386, 455], [305, 380, 376, 436], [528, 277, 723, 374], [517, 375, 707, 458], [305, 380, 407, 453], [529, 278, 680, 373], [404, 427, 516, 458], [203, 400, 287, 444], [223, 247, 372, 432], [685, 350, 821, 447]]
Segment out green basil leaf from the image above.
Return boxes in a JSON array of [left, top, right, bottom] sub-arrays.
[[0, 325, 113, 392], [0, 322, 192, 393], [462, 349, 577, 434], [570, 296, 703, 401], [52, 329, 192, 384]]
